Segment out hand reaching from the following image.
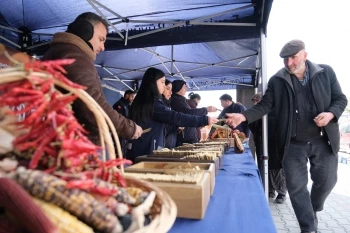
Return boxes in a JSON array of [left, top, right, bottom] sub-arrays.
[[225, 113, 246, 128], [206, 106, 217, 112], [131, 124, 143, 139], [207, 116, 219, 125]]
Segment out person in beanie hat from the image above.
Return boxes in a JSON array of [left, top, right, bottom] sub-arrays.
[[225, 39, 347, 233], [170, 79, 217, 144], [126, 68, 218, 162], [172, 80, 186, 93]]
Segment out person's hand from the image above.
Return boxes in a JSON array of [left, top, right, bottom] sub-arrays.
[[131, 124, 143, 139], [225, 113, 246, 128], [207, 116, 219, 125], [314, 112, 334, 127], [206, 106, 217, 112]]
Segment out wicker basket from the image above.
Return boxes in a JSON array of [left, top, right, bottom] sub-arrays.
[[0, 57, 177, 232]]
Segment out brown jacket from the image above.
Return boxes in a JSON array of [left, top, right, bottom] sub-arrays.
[[42, 32, 136, 140]]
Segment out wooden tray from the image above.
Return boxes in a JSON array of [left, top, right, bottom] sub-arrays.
[[125, 162, 215, 196], [209, 138, 235, 148], [135, 156, 220, 175], [125, 172, 211, 219], [152, 150, 221, 157], [193, 142, 230, 151]]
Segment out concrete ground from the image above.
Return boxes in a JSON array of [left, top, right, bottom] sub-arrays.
[[269, 155, 350, 233]]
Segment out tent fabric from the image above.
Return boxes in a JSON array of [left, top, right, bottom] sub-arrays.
[[0, 0, 273, 91], [96, 39, 259, 91]]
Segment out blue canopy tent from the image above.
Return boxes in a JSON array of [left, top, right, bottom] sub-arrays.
[[0, 0, 272, 91], [0, 0, 273, 193]]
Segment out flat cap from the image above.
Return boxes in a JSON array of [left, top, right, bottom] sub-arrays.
[[279, 39, 305, 58]]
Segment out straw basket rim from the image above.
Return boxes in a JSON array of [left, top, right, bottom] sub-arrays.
[[0, 65, 177, 233]]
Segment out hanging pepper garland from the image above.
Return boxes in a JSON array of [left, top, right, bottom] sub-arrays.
[[0, 54, 131, 193]]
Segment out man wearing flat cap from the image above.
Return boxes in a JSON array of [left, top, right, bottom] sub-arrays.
[[225, 39, 347, 233]]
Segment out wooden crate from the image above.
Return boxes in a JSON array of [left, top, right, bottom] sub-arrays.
[[209, 138, 235, 148], [135, 155, 220, 175], [125, 172, 211, 219], [125, 161, 215, 196]]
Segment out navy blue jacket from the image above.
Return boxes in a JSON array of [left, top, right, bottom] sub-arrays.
[[126, 97, 208, 162], [170, 94, 208, 143]]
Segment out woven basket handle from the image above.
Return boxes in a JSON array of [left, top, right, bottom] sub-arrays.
[[0, 71, 124, 173]]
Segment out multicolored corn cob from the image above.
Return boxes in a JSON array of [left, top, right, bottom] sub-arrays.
[[0, 177, 57, 233], [13, 167, 123, 233], [32, 197, 94, 233]]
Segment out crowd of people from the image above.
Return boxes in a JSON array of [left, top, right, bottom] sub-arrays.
[[42, 11, 347, 233]]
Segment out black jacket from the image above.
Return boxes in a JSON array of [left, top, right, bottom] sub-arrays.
[[249, 111, 282, 169], [113, 97, 130, 118], [170, 94, 208, 143], [126, 97, 208, 162], [243, 60, 347, 160]]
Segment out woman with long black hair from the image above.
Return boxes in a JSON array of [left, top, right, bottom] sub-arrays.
[[126, 68, 218, 162]]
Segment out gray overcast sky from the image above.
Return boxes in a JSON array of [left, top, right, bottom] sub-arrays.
[[266, 0, 349, 95]]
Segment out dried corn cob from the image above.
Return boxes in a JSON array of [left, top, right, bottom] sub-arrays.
[[125, 191, 156, 233], [0, 177, 57, 233], [94, 178, 136, 205], [13, 167, 123, 233], [32, 197, 93, 233]]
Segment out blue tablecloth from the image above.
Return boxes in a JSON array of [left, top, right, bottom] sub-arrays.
[[169, 149, 277, 233]]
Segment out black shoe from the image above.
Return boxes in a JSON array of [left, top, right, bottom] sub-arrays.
[[274, 194, 286, 204], [269, 192, 276, 199]]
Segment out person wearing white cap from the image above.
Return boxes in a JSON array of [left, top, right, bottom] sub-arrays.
[[225, 39, 347, 233]]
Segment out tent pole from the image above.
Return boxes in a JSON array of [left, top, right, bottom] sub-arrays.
[[27, 41, 51, 50], [102, 67, 134, 90], [171, 45, 174, 75], [87, 0, 124, 39], [260, 28, 269, 201], [0, 35, 21, 49], [128, 4, 254, 41], [0, 25, 23, 33]]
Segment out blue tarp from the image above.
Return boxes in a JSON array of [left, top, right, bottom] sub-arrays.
[[170, 149, 277, 233], [0, 0, 273, 91]]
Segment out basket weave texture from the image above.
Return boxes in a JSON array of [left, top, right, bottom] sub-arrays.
[[0, 63, 177, 232]]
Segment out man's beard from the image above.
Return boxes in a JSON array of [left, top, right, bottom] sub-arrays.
[[285, 62, 305, 75]]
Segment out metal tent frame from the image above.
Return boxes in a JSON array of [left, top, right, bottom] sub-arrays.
[[0, 0, 273, 198]]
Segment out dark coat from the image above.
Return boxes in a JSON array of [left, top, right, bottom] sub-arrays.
[[170, 94, 207, 143], [43, 32, 136, 141], [243, 60, 347, 160], [249, 111, 282, 169], [163, 96, 178, 149], [218, 103, 250, 137], [113, 97, 131, 118], [187, 99, 202, 142], [126, 97, 208, 162]]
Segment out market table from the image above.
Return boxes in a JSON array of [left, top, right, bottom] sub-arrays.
[[169, 148, 277, 233]]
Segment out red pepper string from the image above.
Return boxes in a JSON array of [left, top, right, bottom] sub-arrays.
[[1, 60, 129, 194]]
